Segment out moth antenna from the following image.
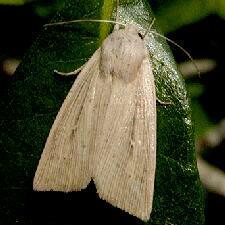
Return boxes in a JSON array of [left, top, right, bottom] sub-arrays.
[[44, 19, 125, 28], [143, 18, 155, 39], [149, 30, 200, 76], [114, 0, 120, 30]]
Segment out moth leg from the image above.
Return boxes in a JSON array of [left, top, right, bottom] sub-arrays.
[[156, 97, 172, 105], [54, 65, 85, 76]]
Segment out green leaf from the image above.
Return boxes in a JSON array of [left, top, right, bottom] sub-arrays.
[[0, 0, 204, 224]]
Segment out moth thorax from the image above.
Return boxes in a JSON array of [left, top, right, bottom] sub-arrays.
[[100, 28, 147, 83]]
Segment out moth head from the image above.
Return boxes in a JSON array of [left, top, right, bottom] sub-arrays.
[[124, 24, 138, 34], [124, 24, 143, 39]]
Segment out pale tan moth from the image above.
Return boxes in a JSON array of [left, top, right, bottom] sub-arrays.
[[33, 0, 180, 221]]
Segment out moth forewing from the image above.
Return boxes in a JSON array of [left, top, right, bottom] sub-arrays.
[[33, 49, 101, 191], [93, 25, 156, 221], [33, 24, 156, 221]]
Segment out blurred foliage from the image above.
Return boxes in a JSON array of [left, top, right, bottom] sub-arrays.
[[152, 0, 225, 33], [32, 0, 64, 17], [186, 79, 215, 138], [0, 0, 32, 5]]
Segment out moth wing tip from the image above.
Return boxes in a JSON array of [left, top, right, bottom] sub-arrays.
[[94, 183, 151, 221]]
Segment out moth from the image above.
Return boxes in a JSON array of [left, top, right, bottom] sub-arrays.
[[33, 3, 157, 222]]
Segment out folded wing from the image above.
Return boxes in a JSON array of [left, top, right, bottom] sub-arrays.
[[33, 49, 101, 192], [93, 58, 156, 221]]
